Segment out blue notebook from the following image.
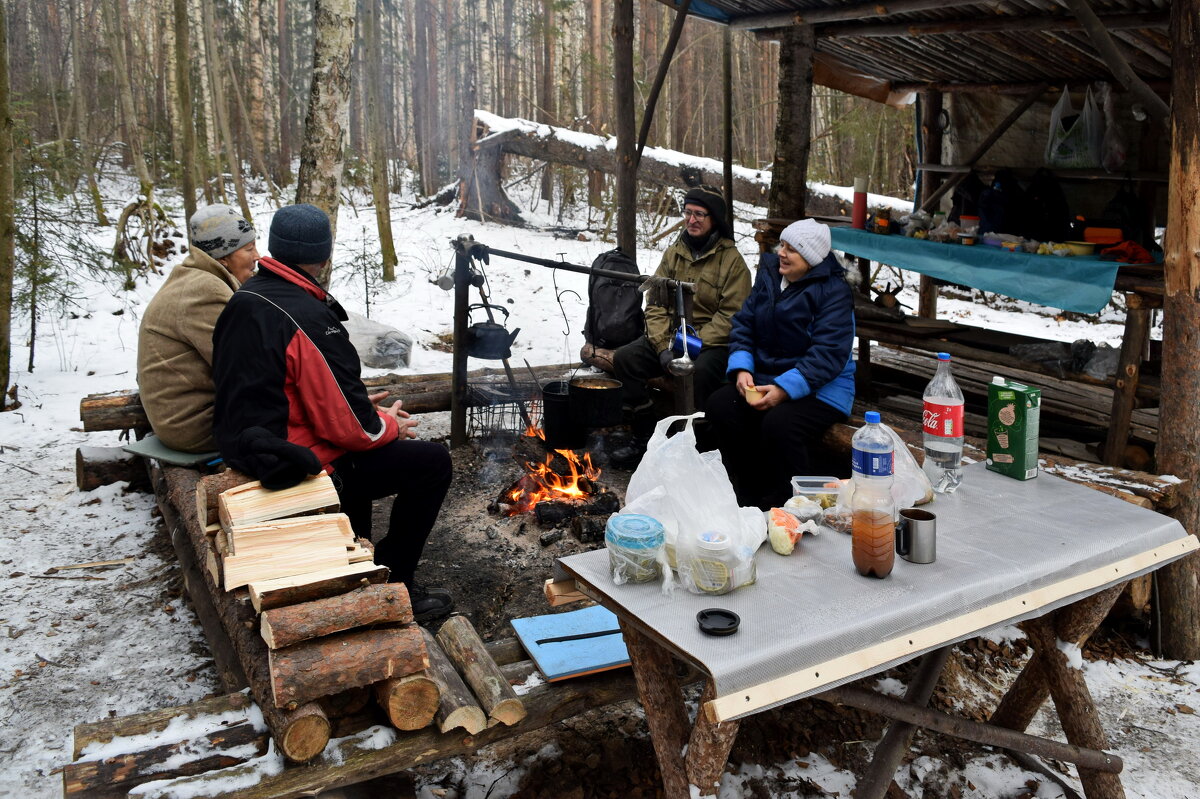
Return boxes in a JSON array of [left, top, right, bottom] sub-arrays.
[[510, 605, 630, 681]]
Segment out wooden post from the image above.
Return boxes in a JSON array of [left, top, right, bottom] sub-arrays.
[[619, 620, 691, 798], [917, 90, 944, 319], [613, 0, 637, 256], [854, 646, 951, 799], [1156, 0, 1200, 660], [1103, 294, 1152, 466], [450, 242, 471, 448], [767, 25, 815, 221], [856, 256, 874, 399]]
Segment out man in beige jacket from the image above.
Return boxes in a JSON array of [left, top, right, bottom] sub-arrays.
[[137, 205, 258, 452]]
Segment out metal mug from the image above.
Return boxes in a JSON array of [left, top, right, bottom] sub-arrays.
[[896, 508, 936, 564]]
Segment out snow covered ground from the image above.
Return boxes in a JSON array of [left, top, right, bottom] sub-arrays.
[[0, 171, 1194, 798]]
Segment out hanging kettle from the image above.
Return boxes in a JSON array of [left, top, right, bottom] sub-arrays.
[[466, 303, 520, 360]]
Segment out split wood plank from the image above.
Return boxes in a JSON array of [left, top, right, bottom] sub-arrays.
[[543, 578, 588, 606], [228, 513, 355, 557], [436, 615, 527, 726], [223, 544, 356, 590], [248, 563, 390, 613], [217, 473, 340, 532], [269, 624, 428, 710], [421, 627, 487, 734], [260, 583, 413, 649], [196, 470, 254, 528]]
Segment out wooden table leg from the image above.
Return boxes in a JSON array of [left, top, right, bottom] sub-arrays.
[[854, 646, 952, 799], [687, 680, 741, 797], [991, 584, 1124, 733], [1022, 617, 1126, 799], [619, 620, 691, 799]]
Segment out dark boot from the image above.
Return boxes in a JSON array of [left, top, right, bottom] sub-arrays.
[[405, 581, 454, 625]]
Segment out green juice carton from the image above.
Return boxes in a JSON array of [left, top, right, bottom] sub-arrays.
[[986, 377, 1041, 480]]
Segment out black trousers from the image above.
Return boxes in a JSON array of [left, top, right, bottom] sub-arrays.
[[330, 439, 452, 585], [704, 384, 847, 511], [612, 335, 728, 413]]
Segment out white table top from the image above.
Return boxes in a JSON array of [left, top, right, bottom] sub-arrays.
[[557, 463, 1196, 721]]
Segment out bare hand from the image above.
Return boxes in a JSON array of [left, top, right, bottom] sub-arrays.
[[381, 399, 419, 439], [747, 384, 786, 410], [368, 390, 389, 406], [734, 370, 755, 395]]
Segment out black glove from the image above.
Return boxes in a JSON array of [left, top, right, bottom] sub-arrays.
[[233, 427, 322, 490], [658, 349, 675, 373]]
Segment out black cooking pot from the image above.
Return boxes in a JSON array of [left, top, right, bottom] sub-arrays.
[[542, 380, 586, 450], [466, 304, 520, 360], [569, 376, 623, 429]]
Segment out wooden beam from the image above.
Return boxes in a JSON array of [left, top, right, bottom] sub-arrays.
[[1060, 0, 1171, 125], [919, 82, 1049, 213], [1156, 0, 1200, 660], [731, 0, 995, 30], [635, 0, 690, 168], [819, 11, 1168, 39], [893, 79, 1170, 95]]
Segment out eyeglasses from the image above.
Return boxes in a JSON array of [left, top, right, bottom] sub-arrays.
[[682, 209, 710, 220]]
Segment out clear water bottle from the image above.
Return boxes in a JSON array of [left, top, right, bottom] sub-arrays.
[[851, 411, 896, 578], [922, 352, 965, 493]]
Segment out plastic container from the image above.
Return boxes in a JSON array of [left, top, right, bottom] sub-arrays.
[[685, 531, 756, 595], [605, 514, 665, 585], [790, 476, 842, 510], [959, 214, 981, 233], [851, 412, 896, 578], [922, 353, 965, 494]]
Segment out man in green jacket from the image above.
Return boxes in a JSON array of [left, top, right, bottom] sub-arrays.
[[137, 204, 259, 452], [613, 186, 752, 418]]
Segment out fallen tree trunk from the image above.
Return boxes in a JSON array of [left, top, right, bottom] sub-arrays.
[[79, 363, 575, 433], [261, 584, 414, 649]]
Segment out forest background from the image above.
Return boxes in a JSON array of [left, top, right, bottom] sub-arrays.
[[0, 0, 915, 408]]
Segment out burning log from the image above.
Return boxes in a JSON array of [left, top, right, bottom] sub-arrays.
[[535, 488, 620, 527], [570, 514, 611, 543]]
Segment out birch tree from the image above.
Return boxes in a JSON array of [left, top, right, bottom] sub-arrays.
[[296, 0, 356, 251]]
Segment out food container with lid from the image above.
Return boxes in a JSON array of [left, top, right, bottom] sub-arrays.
[[790, 476, 843, 509], [684, 531, 757, 595], [605, 514, 665, 585]]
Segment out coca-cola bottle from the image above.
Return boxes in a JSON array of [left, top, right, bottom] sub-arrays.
[[922, 353, 965, 493]]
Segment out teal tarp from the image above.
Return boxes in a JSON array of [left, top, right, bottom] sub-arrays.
[[830, 227, 1122, 314]]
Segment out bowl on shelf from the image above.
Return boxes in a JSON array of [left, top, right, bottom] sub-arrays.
[[1065, 241, 1096, 256]]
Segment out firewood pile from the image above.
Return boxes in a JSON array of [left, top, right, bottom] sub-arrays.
[[62, 469, 531, 797]]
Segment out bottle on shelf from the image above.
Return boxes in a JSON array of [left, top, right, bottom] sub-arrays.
[[852, 177, 868, 229], [922, 352, 965, 494], [851, 411, 896, 578]]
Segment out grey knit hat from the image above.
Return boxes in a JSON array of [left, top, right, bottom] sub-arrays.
[[780, 219, 831, 267], [269, 204, 333, 267], [189, 204, 256, 260]]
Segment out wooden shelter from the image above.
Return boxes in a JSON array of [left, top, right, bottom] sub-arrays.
[[607, 0, 1198, 656]]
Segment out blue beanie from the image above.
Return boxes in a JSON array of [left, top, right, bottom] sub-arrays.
[[269, 204, 332, 267]]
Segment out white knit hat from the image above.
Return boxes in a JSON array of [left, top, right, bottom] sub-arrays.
[[780, 219, 831, 267]]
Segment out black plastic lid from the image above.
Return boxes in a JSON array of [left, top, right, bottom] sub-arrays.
[[697, 608, 740, 637]]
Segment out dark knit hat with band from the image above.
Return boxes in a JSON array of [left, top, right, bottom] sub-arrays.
[[682, 186, 733, 239], [189, 204, 256, 260], [268, 203, 333, 267]]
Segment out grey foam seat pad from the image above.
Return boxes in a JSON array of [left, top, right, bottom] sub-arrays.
[[122, 434, 220, 468], [558, 462, 1194, 721]]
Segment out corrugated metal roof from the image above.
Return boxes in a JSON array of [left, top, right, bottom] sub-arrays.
[[664, 0, 1172, 90]]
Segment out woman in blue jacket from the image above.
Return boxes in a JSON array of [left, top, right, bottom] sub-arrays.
[[704, 219, 856, 510]]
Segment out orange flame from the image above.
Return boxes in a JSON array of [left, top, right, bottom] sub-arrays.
[[503, 430, 601, 515]]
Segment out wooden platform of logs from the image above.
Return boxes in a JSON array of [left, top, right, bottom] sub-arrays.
[[61, 464, 614, 798]]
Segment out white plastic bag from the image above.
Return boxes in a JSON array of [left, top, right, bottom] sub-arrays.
[[822, 423, 932, 533], [1097, 82, 1128, 173], [342, 311, 414, 369], [1045, 85, 1103, 169], [621, 413, 765, 594]]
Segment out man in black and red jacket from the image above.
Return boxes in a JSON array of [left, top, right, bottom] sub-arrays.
[[212, 203, 453, 622]]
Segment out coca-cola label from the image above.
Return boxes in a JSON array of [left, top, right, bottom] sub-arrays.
[[923, 400, 964, 438], [852, 446, 893, 477]]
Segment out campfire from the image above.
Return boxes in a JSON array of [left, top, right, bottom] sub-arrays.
[[490, 429, 619, 530]]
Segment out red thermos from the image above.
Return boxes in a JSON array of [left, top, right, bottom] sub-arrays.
[[852, 177, 868, 229]]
